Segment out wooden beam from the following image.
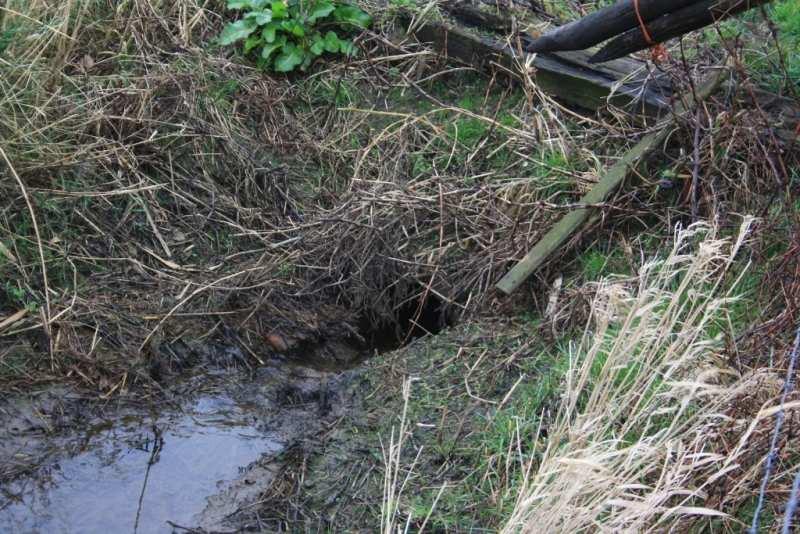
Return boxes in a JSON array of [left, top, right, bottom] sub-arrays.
[[413, 21, 672, 114], [590, 0, 773, 63], [441, 0, 515, 32], [495, 66, 729, 295], [525, 0, 702, 53]]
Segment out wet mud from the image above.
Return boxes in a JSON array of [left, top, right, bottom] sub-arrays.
[[0, 361, 361, 533]]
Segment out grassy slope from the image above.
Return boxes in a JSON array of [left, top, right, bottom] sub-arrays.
[[265, 318, 563, 530], [278, 221, 799, 532], [0, 0, 799, 531]]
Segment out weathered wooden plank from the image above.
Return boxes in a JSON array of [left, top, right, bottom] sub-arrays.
[[495, 66, 728, 295], [441, 0, 515, 32], [526, 0, 703, 53], [413, 21, 672, 114], [590, 0, 773, 63]]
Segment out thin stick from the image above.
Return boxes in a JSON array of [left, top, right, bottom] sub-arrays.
[[690, 108, 703, 222], [750, 323, 800, 533], [781, 471, 800, 534]]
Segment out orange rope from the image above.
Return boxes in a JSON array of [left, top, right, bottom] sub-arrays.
[[633, 0, 669, 63]]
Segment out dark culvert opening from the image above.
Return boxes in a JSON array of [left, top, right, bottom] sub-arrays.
[[358, 293, 452, 353], [273, 292, 455, 372]]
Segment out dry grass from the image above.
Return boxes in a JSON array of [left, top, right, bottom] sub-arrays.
[[0, 0, 643, 392], [503, 220, 800, 532], [0, 0, 307, 389]]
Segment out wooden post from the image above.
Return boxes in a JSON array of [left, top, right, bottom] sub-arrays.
[[590, 0, 773, 63], [495, 66, 729, 295], [525, 0, 702, 53]]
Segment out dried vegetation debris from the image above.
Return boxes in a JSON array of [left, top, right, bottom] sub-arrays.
[[0, 1, 796, 394], [0, 0, 640, 391]]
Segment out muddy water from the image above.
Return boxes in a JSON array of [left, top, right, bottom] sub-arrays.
[[2, 396, 279, 533], [0, 364, 358, 533]]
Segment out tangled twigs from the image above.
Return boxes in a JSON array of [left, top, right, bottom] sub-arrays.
[[0, 147, 52, 359]]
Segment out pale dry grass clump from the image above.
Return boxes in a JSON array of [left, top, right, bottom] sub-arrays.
[[503, 219, 799, 532]]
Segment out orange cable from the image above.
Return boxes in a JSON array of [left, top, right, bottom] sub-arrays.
[[633, 0, 654, 45], [633, 0, 669, 63]]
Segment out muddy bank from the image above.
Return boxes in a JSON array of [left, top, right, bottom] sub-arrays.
[[239, 319, 550, 531], [0, 357, 364, 533]]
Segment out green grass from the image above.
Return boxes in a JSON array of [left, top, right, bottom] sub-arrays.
[[773, 0, 800, 38], [771, 0, 800, 87], [702, 1, 800, 91], [1, 281, 38, 312], [405, 76, 533, 175], [578, 244, 631, 282], [0, 25, 22, 55], [395, 341, 573, 529], [304, 76, 362, 107], [320, 320, 579, 531]]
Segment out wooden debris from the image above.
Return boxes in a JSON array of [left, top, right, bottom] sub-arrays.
[[495, 66, 730, 295], [590, 0, 773, 63], [413, 21, 672, 114], [441, 0, 516, 32]]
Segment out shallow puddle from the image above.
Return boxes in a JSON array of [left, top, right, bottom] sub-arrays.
[[0, 393, 283, 534]]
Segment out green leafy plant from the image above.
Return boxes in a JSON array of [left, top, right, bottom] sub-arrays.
[[219, 0, 372, 72]]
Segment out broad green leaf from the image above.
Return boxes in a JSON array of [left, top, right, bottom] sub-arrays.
[[271, 0, 288, 18], [244, 9, 273, 25], [260, 37, 286, 63], [219, 19, 258, 45], [287, 2, 302, 19], [274, 43, 305, 72], [244, 35, 263, 53], [340, 39, 357, 56], [310, 34, 326, 56], [281, 20, 305, 37], [323, 30, 341, 53], [333, 5, 372, 29], [262, 22, 279, 43], [308, 1, 336, 23]]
